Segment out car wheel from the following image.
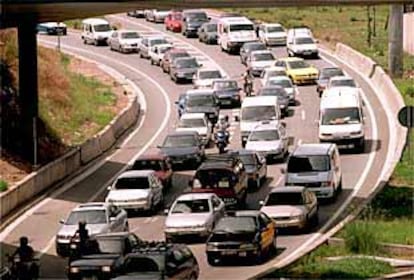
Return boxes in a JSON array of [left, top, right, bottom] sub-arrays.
[[139, 52, 143, 58], [94, 39, 99, 46], [150, 59, 154, 65], [255, 249, 264, 264], [312, 211, 319, 227], [83, 38, 87, 45], [124, 222, 129, 232], [189, 271, 198, 280]]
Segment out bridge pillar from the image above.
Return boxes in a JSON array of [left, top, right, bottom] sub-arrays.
[[17, 18, 38, 166], [388, 4, 404, 78]]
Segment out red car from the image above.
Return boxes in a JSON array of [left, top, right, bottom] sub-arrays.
[[130, 154, 173, 188], [165, 11, 182, 32]]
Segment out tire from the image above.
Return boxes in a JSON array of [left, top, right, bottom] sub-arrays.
[[94, 39, 99, 46], [124, 222, 129, 232], [150, 59, 154, 65], [189, 272, 198, 280]]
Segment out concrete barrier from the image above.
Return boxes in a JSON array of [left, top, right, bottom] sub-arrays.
[[335, 43, 377, 77], [80, 136, 102, 164]]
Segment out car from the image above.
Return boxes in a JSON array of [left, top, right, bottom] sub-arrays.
[[169, 57, 201, 83], [181, 10, 209, 38], [257, 86, 290, 116], [176, 89, 220, 124], [245, 122, 289, 163], [111, 242, 199, 280], [158, 131, 205, 169], [130, 154, 173, 188], [260, 186, 318, 232], [198, 22, 218, 44], [264, 76, 297, 104], [190, 154, 248, 209], [286, 26, 314, 41], [231, 149, 267, 189], [67, 232, 143, 280], [81, 18, 113, 46], [56, 203, 128, 257], [37, 22, 67, 35], [108, 30, 142, 53], [164, 193, 226, 242], [275, 57, 319, 85], [287, 35, 319, 58], [138, 36, 170, 59], [147, 9, 170, 23], [176, 113, 212, 146], [246, 50, 277, 77], [149, 43, 174, 65], [326, 76, 358, 90], [316, 67, 345, 96], [164, 10, 183, 32], [285, 143, 342, 201], [193, 68, 224, 89], [239, 41, 267, 65], [212, 79, 242, 107], [258, 23, 287, 46], [127, 10, 146, 18], [217, 16, 256, 53], [206, 210, 277, 265], [105, 170, 164, 213], [160, 48, 191, 73], [259, 66, 287, 87]]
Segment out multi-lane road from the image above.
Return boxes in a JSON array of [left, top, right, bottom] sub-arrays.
[[0, 12, 392, 279]]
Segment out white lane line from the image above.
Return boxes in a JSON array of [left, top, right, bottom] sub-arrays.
[[144, 217, 152, 224], [301, 110, 306, 121], [297, 139, 302, 145]]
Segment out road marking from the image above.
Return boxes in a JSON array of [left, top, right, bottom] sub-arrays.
[[297, 139, 302, 145], [301, 110, 306, 120]]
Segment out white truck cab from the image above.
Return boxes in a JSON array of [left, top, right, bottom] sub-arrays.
[[81, 18, 113, 46], [217, 17, 257, 53]]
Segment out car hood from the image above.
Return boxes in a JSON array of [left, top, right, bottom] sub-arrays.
[[251, 61, 275, 68], [165, 213, 211, 228], [286, 171, 331, 184], [58, 223, 108, 237], [289, 68, 319, 76], [261, 205, 305, 218], [215, 89, 239, 97], [112, 273, 163, 280], [107, 189, 151, 200], [245, 140, 283, 152], [185, 106, 217, 114], [176, 127, 208, 136], [240, 120, 279, 133], [319, 123, 363, 135], [70, 254, 120, 267], [160, 146, 199, 156]]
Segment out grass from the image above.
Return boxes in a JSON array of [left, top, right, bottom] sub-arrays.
[[0, 180, 8, 192], [343, 222, 380, 254]]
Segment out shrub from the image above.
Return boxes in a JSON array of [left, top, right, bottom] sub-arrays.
[[343, 221, 380, 254], [0, 180, 8, 192], [406, 86, 414, 98]]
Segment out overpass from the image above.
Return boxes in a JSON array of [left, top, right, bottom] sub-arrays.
[[0, 0, 412, 165]]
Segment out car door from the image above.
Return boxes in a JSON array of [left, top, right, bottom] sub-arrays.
[[305, 190, 318, 218], [255, 153, 266, 179], [152, 175, 163, 204], [278, 125, 288, 152], [211, 195, 225, 224]]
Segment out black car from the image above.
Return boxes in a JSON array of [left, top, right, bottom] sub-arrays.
[[176, 90, 220, 124], [258, 86, 290, 116], [212, 79, 242, 107], [111, 242, 199, 280], [37, 22, 67, 35], [206, 211, 277, 265], [316, 67, 345, 97], [158, 131, 205, 169], [181, 10, 209, 38], [231, 149, 267, 189], [240, 41, 267, 65], [197, 22, 218, 44], [127, 10, 145, 18], [170, 57, 201, 83], [67, 232, 143, 280]]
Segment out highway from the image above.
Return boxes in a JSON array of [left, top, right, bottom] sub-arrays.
[[0, 12, 392, 279]]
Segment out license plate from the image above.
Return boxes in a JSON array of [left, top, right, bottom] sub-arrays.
[[221, 100, 231, 105], [277, 223, 289, 228], [239, 252, 247, 257], [221, 251, 237, 256]]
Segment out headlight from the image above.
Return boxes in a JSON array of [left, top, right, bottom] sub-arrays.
[[293, 214, 305, 221], [321, 133, 333, 137], [102, 266, 111, 272], [206, 244, 215, 251], [321, 181, 334, 188], [70, 267, 80, 273], [240, 243, 256, 250], [70, 243, 78, 249], [351, 130, 362, 135]]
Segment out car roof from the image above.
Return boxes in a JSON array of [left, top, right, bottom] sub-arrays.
[[186, 89, 215, 95], [252, 122, 280, 131], [176, 192, 215, 201], [251, 50, 274, 55], [118, 170, 154, 178], [74, 202, 108, 211], [174, 57, 197, 62], [279, 57, 304, 62], [264, 66, 286, 72], [320, 93, 360, 109], [268, 76, 290, 81], [213, 78, 237, 84], [135, 153, 167, 161], [117, 29, 139, 33], [218, 17, 253, 25], [330, 76, 354, 81], [231, 149, 257, 156], [243, 41, 264, 47], [180, 113, 206, 119], [262, 23, 283, 27], [198, 68, 221, 73], [292, 143, 333, 156], [242, 96, 277, 107], [228, 210, 261, 217], [167, 48, 188, 54], [269, 186, 305, 193], [82, 18, 109, 25]]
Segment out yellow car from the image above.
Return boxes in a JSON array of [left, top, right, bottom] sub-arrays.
[[275, 57, 319, 85]]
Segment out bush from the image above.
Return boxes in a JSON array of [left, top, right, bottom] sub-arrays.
[[406, 86, 414, 98], [343, 221, 380, 254], [0, 180, 8, 192]]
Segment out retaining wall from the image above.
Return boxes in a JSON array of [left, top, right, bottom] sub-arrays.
[[403, 12, 414, 55]]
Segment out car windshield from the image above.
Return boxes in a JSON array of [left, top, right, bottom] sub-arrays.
[[178, 118, 205, 128], [187, 13, 208, 21], [171, 199, 210, 213], [121, 32, 139, 39], [158, 46, 172, 54], [94, 24, 111, 32], [288, 60, 310, 69], [265, 192, 304, 206], [172, 14, 182, 20], [295, 37, 314, 44], [267, 79, 292, 88], [266, 26, 284, 32], [115, 177, 150, 190], [287, 155, 330, 172], [124, 256, 162, 273], [199, 71, 222, 80], [321, 108, 361, 125], [206, 24, 217, 32], [330, 79, 356, 88], [252, 53, 275, 61], [230, 24, 254, 32], [96, 238, 124, 254], [170, 52, 190, 61], [241, 106, 277, 121], [267, 70, 286, 77], [163, 135, 197, 147], [176, 59, 198, 69], [215, 216, 256, 232], [246, 43, 267, 52], [187, 95, 216, 106], [150, 38, 168, 46], [195, 168, 237, 188], [213, 81, 238, 90], [66, 210, 107, 225], [132, 160, 163, 171], [239, 154, 256, 165], [260, 87, 287, 97], [249, 129, 280, 141], [320, 68, 344, 80]]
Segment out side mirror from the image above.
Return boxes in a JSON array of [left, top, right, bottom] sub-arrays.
[[59, 219, 65, 224], [107, 186, 112, 191], [259, 200, 265, 206], [164, 208, 169, 215], [315, 39, 320, 43], [237, 87, 242, 91], [281, 122, 287, 128], [174, 101, 179, 105], [234, 115, 240, 122], [213, 206, 220, 212], [110, 217, 116, 222], [208, 17, 211, 20]]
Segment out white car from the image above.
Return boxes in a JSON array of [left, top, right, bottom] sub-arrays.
[[193, 68, 224, 89], [139, 36, 170, 59], [326, 76, 357, 90], [258, 23, 287, 46], [246, 50, 277, 77], [245, 122, 289, 162], [164, 193, 226, 242], [287, 35, 319, 58], [260, 186, 318, 231], [105, 170, 164, 212], [265, 76, 297, 104], [260, 66, 287, 87], [55, 202, 128, 257], [176, 113, 212, 146], [149, 43, 174, 66], [147, 9, 170, 23], [108, 29, 142, 53]]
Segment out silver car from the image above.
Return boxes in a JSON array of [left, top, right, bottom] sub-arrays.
[[164, 193, 225, 242], [55, 202, 128, 257]]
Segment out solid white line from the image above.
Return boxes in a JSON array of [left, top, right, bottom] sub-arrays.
[[301, 110, 306, 121], [297, 139, 302, 145]]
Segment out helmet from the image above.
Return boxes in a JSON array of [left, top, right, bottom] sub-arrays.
[[19, 236, 29, 246]]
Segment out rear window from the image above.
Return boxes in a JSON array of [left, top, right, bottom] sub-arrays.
[[115, 177, 150, 189], [132, 160, 163, 171], [121, 32, 139, 39], [265, 192, 303, 206], [214, 216, 256, 232], [229, 24, 254, 32], [171, 199, 211, 214], [194, 168, 237, 188], [241, 105, 277, 122], [124, 256, 162, 273], [287, 155, 330, 173], [321, 108, 361, 125]]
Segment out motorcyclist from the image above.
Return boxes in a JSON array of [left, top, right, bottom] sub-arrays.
[[10, 236, 39, 279], [12, 237, 34, 263], [215, 115, 230, 145], [242, 68, 254, 96], [69, 220, 90, 262]]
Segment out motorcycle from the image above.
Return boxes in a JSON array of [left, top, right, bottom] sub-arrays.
[[6, 254, 39, 280], [214, 130, 229, 154], [0, 266, 12, 280]]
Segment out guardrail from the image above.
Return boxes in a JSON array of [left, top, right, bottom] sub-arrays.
[[0, 61, 141, 222]]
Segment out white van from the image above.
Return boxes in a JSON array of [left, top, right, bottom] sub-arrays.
[[217, 17, 257, 53], [318, 92, 365, 152], [81, 18, 113, 46], [239, 96, 281, 146]]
